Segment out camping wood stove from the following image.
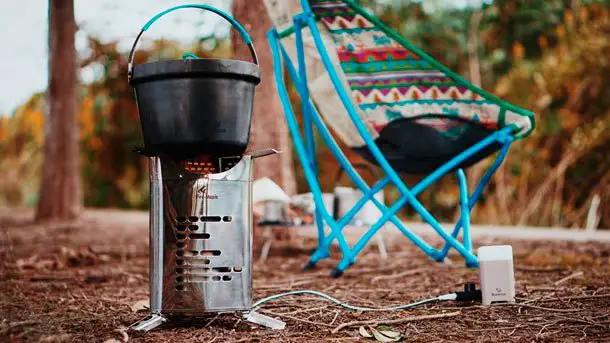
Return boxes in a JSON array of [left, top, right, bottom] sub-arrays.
[[126, 4, 279, 331], [132, 151, 277, 331]]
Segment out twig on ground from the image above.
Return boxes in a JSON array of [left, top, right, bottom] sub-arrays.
[[371, 268, 427, 283], [225, 338, 250, 343], [554, 271, 584, 286], [494, 302, 585, 313], [259, 310, 334, 328], [331, 311, 461, 333], [204, 313, 220, 329], [516, 266, 565, 273], [528, 293, 610, 303], [467, 325, 524, 332], [278, 304, 332, 316], [329, 310, 340, 326]]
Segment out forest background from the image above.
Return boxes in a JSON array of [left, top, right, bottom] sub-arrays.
[[1, 0, 609, 229]]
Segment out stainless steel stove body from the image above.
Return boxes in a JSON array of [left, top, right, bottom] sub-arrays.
[[143, 150, 277, 325]]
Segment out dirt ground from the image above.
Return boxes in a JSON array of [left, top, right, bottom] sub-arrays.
[[1, 209, 610, 342]]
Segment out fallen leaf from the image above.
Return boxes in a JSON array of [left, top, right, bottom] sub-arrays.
[[379, 330, 401, 338], [114, 328, 129, 342], [131, 299, 149, 313], [103, 340, 122, 343], [371, 327, 402, 342], [359, 326, 373, 338]]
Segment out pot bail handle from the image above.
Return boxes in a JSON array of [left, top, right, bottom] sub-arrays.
[[128, 4, 258, 80]]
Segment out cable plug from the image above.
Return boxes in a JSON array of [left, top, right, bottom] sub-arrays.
[[455, 282, 482, 302]]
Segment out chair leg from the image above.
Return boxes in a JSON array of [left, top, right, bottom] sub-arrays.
[[258, 227, 273, 263], [303, 260, 317, 271], [375, 233, 388, 259], [437, 143, 512, 263], [331, 257, 354, 278], [457, 169, 473, 254], [259, 239, 273, 263]]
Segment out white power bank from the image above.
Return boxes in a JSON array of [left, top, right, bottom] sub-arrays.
[[478, 245, 516, 305]]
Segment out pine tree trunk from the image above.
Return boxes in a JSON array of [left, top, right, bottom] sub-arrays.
[[36, 0, 81, 222], [232, 0, 296, 196]]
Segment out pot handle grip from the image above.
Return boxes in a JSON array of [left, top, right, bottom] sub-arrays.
[[128, 4, 258, 79]]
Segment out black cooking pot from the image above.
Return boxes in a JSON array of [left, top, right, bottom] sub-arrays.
[[128, 4, 260, 159]]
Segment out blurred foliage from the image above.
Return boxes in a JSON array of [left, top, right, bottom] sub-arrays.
[[0, 0, 609, 229], [0, 36, 230, 209]]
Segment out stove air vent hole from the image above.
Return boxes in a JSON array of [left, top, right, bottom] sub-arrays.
[[200, 216, 221, 222], [200, 250, 221, 256], [189, 233, 210, 239]]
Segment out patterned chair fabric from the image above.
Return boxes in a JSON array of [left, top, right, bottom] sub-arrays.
[[266, 0, 534, 147]]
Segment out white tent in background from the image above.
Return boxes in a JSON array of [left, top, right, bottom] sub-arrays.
[[252, 177, 291, 205]]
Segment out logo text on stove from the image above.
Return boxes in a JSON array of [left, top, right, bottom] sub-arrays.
[[196, 186, 218, 200]]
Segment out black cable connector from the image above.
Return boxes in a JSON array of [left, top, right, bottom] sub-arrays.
[[455, 282, 482, 301]]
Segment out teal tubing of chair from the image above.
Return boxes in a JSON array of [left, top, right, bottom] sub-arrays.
[[300, 14, 408, 196], [267, 29, 353, 258], [293, 14, 325, 250], [276, 37, 437, 261], [301, 13, 481, 266], [318, 177, 390, 253], [276, 19, 472, 268], [410, 127, 514, 196], [271, 12, 516, 271], [437, 141, 513, 261], [303, 12, 525, 267], [272, 29, 434, 265], [457, 169, 473, 253], [293, 14, 317, 171]]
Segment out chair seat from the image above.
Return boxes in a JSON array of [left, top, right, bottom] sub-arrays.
[[354, 117, 501, 174]]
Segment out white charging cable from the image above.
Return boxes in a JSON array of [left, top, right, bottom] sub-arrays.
[[253, 290, 457, 312]]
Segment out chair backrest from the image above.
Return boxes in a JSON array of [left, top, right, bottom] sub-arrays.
[[264, 0, 535, 147]]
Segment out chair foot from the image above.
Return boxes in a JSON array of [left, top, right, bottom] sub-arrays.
[[303, 261, 317, 271], [466, 261, 479, 268], [329, 269, 344, 278]]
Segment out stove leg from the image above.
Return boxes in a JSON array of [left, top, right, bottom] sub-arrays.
[[131, 313, 167, 332], [244, 310, 286, 330]]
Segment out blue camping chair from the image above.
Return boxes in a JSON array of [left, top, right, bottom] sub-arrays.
[[263, 0, 535, 276]]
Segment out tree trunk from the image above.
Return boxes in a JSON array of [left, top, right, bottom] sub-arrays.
[[232, 0, 296, 196], [36, 0, 81, 222]]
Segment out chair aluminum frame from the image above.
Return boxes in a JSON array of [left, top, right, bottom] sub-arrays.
[[267, 3, 515, 276]]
